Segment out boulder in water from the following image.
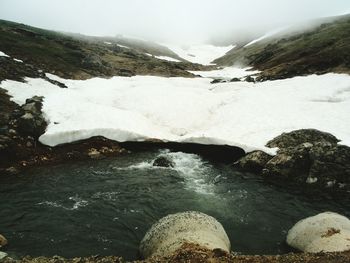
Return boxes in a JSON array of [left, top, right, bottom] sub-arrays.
[[236, 150, 272, 172], [139, 211, 230, 258], [287, 212, 350, 253], [152, 156, 175, 168]]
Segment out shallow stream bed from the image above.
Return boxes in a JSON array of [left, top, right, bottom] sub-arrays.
[[0, 149, 349, 260]]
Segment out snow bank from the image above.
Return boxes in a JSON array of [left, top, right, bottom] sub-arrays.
[[154, 55, 181, 62], [244, 27, 288, 47], [0, 51, 10, 57], [164, 44, 235, 65], [116, 44, 130, 49], [1, 71, 350, 153], [190, 67, 259, 79]]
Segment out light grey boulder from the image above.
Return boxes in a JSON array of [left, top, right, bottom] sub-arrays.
[[287, 212, 350, 253], [139, 211, 230, 258]]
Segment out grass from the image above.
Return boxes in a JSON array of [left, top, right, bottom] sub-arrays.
[[214, 14, 350, 79]]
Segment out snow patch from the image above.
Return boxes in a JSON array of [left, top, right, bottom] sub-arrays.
[[117, 44, 130, 49], [190, 67, 259, 80], [244, 27, 288, 47], [165, 44, 235, 65], [154, 56, 181, 62], [1, 72, 350, 154]]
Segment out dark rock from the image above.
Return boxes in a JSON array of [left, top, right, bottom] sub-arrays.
[[0, 135, 12, 149], [17, 113, 46, 139], [260, 129, 350, 191], [153, 156, 175, 168], [236, 150, 273, 172], [210, 79, 226, 84], [44, 76, 68, 88], [263, 143, 313, 181], [308, 143, 350, 187], [244, 76, 255, 83], [15, 96, 47, 139], [230, 77, 241, 82], [267, 129, 339, 149]]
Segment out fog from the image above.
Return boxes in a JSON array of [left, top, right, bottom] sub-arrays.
[[0, 0, 349, 44]]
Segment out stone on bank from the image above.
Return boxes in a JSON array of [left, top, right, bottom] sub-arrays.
[[139, 211, 230, 258], [287, 212, 350, 253]]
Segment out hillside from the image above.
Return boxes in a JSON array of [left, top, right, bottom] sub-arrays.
[[214, 14, 350, 80], [0, 20, 206, 82]]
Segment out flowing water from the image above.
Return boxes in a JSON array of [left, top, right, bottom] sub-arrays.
[[0, 149, 349, 260]]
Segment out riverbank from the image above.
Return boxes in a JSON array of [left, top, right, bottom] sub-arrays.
[[2, 246, 350, 263]]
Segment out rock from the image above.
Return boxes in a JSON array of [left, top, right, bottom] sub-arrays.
[[139, 211, 230, 259], [87, 148, 102, 159], [267, 129, 339, 149], [0, 234, 7, 247], [244, 76, 255, 83], [287, 212, 350, 253], [152, 156, 175, 168], [15, 96, 47, 139], [258, 129, 350, 190], [236, 150, 272, 172], [0, 251, 7, 260], [5, 166, 20, 175], [230, 77, 241, 82], [210, 79, 225, 84], [0, 135, 12, 151], [263, 143, 312, 180]]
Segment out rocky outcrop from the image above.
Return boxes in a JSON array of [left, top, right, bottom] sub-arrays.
[[287, 212, 350, 253], [236, 129, 350, 191], [266, 129, 339, 149], [235, 150, 272, 172], [244, 76, 255, 83], [152, 156, 175, 168], [12, 96, 47, 139], [139, 211, 230, 259]]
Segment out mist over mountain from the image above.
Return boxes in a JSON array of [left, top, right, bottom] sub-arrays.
[[0, 0, 349, 44]]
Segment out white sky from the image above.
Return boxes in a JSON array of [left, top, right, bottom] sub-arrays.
[[0, 0, 349, 44]]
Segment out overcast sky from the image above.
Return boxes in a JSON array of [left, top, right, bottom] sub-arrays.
[[0, 0, 349, 44]]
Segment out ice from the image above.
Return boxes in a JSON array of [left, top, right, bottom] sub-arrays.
[[1, 70, 350, 154], [164, 44, 235, 65]]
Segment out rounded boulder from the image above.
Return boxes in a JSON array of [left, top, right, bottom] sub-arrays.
[[287, 212, 350, 253], [139, 211, 230, 258]]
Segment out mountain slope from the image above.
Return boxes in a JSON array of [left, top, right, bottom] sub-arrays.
[[214, 14, 350, 80], [0, 20, 205, 81]]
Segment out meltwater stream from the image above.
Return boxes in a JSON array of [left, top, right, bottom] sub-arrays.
[[0, 149, 349, 260]]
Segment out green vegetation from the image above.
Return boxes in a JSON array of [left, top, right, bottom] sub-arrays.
[[214, 14, 350, 80]]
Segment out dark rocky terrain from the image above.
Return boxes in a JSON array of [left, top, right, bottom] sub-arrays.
[[236, 129, 350, 195], [214, 14, 350, 80], [0, 19, 208, 81]]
